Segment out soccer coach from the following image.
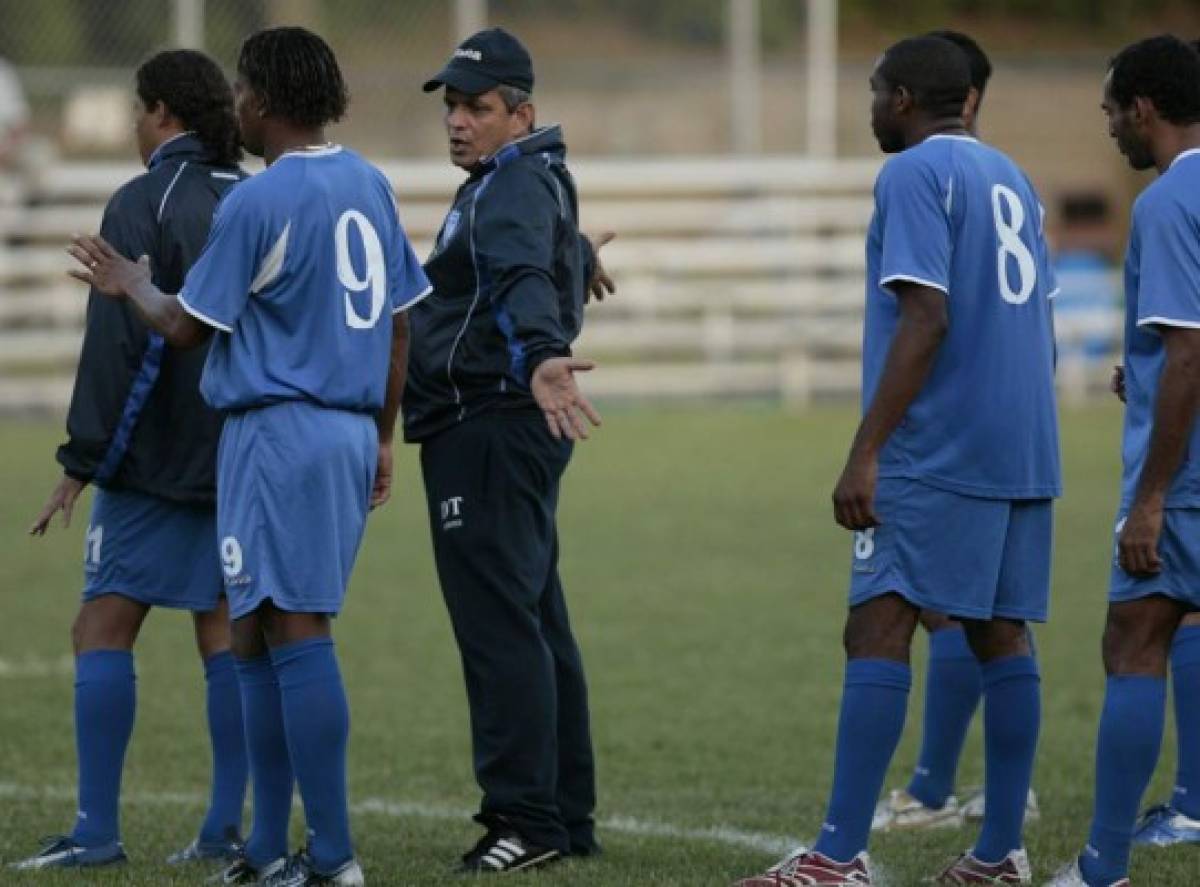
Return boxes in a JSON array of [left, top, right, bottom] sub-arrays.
[[405, 27, 613, 874]]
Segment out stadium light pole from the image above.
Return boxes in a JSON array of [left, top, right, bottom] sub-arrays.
[[728, 0, 762, 155], [806, 0, 838, 158], [173, 0, 205, 50], [455, 0, 487, 41]]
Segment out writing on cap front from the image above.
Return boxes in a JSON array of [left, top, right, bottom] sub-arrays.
[[423, 27, 534, 94]]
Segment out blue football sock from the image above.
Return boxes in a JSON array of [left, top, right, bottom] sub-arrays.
[[272, 638, 353, 873], [1172, 626, 1200, 818], [1080, 675, 1166, 885], [71, 650, 136, 847], [813, 658, 911, 862], [973, 655, 1040, 863], [199, 651, 248, 844], [236, 654, 294, 867], [907, 627, 981, 809]]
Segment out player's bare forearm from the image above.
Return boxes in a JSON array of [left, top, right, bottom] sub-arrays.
[[125, 278, 210, 349], [832, 284, 946, 530], [849, 285, 948, 461], [376, 312, 410, 445], [1131, 326, 1200, 509]]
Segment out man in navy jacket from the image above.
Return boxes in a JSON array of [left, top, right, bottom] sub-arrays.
[[406, 26, 613, 875]]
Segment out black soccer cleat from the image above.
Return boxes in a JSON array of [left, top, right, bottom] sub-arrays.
[[456, 827, 561, 875]]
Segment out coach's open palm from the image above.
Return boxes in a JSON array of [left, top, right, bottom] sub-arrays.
[[67, 234, 150, 300], [532, 357, 602, 441]]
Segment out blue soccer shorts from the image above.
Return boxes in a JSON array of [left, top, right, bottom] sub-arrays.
[[216, 400, 377, 621], [82, 487, 222, 611], [848, 477, 1053, 622], [1109, 507, 1200, 609]]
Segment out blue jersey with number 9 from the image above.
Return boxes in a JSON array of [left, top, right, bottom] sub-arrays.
[[179, 146, 431, 412], [862, 134, 1061, 500]]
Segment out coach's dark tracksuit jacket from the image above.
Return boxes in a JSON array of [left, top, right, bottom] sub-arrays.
[[56, 134, 244, 504], [402, 125, 593, 443], [403, 126, 599, 854]]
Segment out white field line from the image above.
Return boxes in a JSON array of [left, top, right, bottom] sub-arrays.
[[0, 782, 800, 856], [0, 655, 72, 678]]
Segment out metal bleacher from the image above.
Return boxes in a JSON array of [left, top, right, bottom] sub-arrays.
[[0, 154, 1120, 414]]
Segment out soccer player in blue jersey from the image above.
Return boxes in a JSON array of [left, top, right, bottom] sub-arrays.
[[10, 50, 248, 872], [1046, 35, 1200, 887], [874, 28, 1041, 836], [1121, 39, 1200, 853], [736, 35, 1060, 887], [65, 27, 430, 887]]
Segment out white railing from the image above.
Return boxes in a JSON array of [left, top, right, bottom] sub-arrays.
[[0, 156, 1121, 413]]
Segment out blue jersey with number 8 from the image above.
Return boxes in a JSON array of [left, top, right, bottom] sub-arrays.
[[862, 134, 1061, 500], [179, 146, 431, 412]]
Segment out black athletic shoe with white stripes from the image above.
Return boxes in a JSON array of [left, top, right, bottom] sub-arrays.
[[455, 828, 561, 875]]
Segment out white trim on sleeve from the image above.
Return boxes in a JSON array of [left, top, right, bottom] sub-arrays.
[[879, 274, 949, 295], [392, 283, 433, 314], [177, 291, 233, 333], [1137, 315, 1200, 331], [1047, 286, 1062, 300]]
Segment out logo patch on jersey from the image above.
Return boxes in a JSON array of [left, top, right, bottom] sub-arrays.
[[440, 209, 462, 249], [440, 496, 464, 530]]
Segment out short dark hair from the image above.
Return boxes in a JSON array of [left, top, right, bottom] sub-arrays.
[[926, 30, 992, 98], [1109, 34, 1200, 125], [877, 36, 971, 119], [136, 49, 241, 166], [237, 27, 349, 128]]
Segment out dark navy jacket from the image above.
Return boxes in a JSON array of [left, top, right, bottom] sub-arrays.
[[403, 126, 593, 442], [56, 134, 245, 504]]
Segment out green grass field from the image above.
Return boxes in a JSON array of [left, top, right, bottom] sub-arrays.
[[0, 406, 1194, 886]]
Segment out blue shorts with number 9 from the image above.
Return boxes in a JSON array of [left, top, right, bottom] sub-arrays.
[[848, 477, 1053, 622], [216, 400, 377, 621]]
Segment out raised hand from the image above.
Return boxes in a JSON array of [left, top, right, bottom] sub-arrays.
[[67, 234, 150, 299]]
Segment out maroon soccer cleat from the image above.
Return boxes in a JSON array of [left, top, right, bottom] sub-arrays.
[[934, 849, 1032, 885], [734, 848, 874, 886]]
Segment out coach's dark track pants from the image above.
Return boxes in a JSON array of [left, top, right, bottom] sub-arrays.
[[420, 411, 597, 855]]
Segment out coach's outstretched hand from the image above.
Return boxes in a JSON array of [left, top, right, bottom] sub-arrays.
[[30, 473, 86, 535], [832, 451, 880, 531], [586, 231, 616, 303], [67, 234, 149, 299], [532, 357, 601, 441]]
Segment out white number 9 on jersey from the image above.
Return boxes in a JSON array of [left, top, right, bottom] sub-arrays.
[[336, 209, 386, 329], [991, 184, 1037, 305]]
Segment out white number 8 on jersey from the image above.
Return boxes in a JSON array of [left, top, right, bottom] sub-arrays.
[[336, 209, 386, 329], [991, 184, 1037, 305]]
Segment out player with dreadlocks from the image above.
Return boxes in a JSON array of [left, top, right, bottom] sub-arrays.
[[64, 27, 430, 886]]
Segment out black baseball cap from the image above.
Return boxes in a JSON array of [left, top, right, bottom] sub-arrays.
[[423, 27, 534, 94]]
